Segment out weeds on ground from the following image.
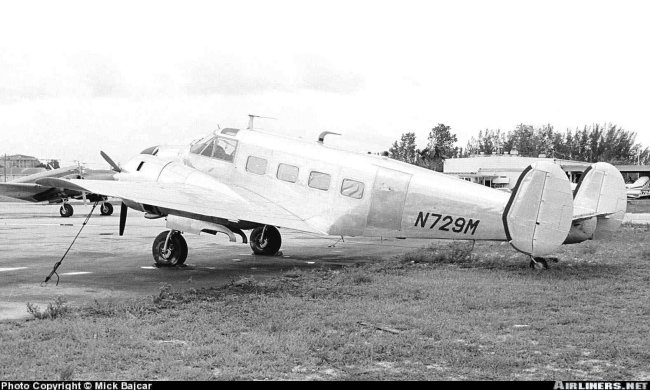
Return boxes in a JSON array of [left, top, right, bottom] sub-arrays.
[[400, 241, 474, 265], [59, 365, 74, 381], [26, 297, 69, 320], [641, 249, 650, 261]]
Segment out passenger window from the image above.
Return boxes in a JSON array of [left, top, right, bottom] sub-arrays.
[[277, 163, 299, 183], [246, 156, 268, 175], [308, 171, 331, 191], [341, 179, 365, 199]]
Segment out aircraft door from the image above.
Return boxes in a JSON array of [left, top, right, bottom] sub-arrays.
[[366, 167, 412, 231]]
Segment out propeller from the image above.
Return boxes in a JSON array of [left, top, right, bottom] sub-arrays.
[[101, 151, 122, 173], [119, 202, 127, 236], [101, 151, 127, 235]]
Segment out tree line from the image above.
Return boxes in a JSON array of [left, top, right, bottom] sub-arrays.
[[388, 123, 650, 171]]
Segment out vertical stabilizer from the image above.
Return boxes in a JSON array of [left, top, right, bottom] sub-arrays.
[[502, 162, 574, 256], [572, 162, 627, 239]]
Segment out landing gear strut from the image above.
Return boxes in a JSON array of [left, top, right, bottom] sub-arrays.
[[152, 230, 188, 267], [529, 257, 549, 269], [100, 202, 114, 216], [249, 225, 282, 255], [59, 203, 74, 218]]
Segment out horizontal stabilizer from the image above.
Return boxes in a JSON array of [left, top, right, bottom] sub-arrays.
[[502, 162, 574, 257]]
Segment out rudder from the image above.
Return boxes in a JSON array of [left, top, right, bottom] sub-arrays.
[[502, 162, 574, 257]]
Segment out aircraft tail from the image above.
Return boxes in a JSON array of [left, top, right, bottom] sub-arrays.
[[569, 162, 627, 241], [502, 161, 574, 257]]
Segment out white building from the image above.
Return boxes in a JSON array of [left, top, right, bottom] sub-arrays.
[[443, 155, 592, 190]]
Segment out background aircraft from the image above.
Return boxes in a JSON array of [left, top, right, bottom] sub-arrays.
[[626, 176, 650, 199], [38, 123, 627, 269], [0, 165, 115, 217]]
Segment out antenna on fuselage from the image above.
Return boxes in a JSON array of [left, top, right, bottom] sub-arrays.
[[317, 131, 342, 144], [247, 114, 276, 130]]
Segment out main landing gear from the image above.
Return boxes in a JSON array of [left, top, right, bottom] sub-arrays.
[[149, 224, 281, 266], [100, 202, 114, 216], [152, 230, 188, 267], [58, 202, 114, 217], [59, 203, 74, 217], [249, 225, 282, 255]]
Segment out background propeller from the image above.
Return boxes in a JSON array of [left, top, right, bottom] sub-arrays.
[[101, 151, 122, 173]]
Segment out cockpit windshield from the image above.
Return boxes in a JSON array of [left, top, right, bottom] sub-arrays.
[[189, 135, 238, 162]]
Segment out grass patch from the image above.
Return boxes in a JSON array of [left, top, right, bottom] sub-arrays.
[[26, 297, 70, 320], [2, 226, 650, 380]]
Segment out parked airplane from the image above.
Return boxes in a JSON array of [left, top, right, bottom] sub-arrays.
[[0, 165, 115, 217], [37, 121, 627, 269], [626, 176, 650, 199]]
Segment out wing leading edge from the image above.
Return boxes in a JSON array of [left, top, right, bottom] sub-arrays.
[[36, 177, 325, 235]]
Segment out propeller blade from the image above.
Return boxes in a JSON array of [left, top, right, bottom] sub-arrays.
[[101, 151, 122, 173], [119, 202, 127, 236]]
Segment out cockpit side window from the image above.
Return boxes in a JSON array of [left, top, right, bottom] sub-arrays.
[[190, 136, 238, 162]]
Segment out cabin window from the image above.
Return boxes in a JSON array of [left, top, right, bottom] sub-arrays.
[[190, 136, 238, 162], [220, 128, 240, 136], [246, 156, 268, 175], [340, 179, 365, 199], [277, 163, 299, 183], [308, 171, 331, 191]]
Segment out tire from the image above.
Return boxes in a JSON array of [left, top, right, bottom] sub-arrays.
[[152, 231, 188, 266], [249, 226, 281, 255], [100, 203, 114, 216], [59, 203, 73, 218]]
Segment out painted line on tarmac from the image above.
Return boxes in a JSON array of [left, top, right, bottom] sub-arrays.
[[0, 267, 28, 272], [60, 272, 93, 275], [140, 266, 157, 270]]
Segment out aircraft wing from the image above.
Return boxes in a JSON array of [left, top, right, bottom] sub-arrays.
[[0, 182, 63, 202], [36, 178, 326, 234]]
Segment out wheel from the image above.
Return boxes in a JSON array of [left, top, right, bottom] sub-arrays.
[[249, 225, 282, 255], [100, 202, 114, 216], [152, 230, 188, 266], [59, 203, 73, 218], [529, 257, 549, 269]]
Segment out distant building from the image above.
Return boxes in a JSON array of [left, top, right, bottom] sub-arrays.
[[444, 155, 592, 190], [1, 154, 46, 182], [614, 165, 650, 184], [2, 154, 42, 169]]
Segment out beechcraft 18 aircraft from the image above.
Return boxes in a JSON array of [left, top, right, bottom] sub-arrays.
[[37, 117, 628, 269], [0, 165, 116, 217]]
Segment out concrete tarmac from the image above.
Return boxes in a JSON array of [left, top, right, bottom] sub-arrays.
[[0, 202, 429, 321]]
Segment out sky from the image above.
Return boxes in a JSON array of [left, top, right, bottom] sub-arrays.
[[1, 0, 649, 168]]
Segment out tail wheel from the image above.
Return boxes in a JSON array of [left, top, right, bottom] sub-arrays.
[[59, 203, 73, 218], [152, 230, 188, 267], [100, 202, 114, 216], [249, 225, 282, 255]]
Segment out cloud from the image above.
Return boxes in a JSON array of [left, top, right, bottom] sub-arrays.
[[183, 51, 364, 96], [295, 54, 364, 94], [0, 49, 127, 102]]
